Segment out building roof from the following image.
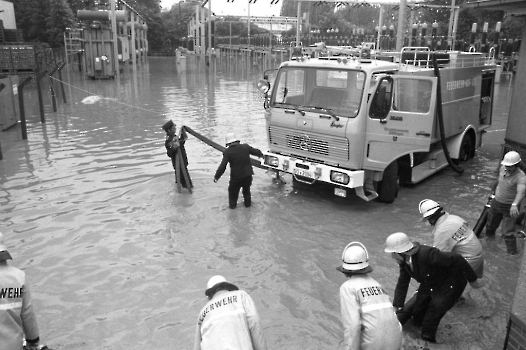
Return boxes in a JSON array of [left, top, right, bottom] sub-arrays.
[[465, 0, 526, 16]]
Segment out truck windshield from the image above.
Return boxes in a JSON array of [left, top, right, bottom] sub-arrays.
[[270, 67, 365, 118]]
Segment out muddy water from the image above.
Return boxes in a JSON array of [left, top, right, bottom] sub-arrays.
[[0, 56, 520, 350]]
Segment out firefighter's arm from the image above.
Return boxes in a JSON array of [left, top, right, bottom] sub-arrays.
[[21, 284, 40, 344], [193, 322, 203, 350], [214, 153, 229, 182], [243, 292, 268, 350], [510, 183, 526, 219], [392, 266, 411, 308], [340, 286, 361, 350], [249, 145, 264, 158]]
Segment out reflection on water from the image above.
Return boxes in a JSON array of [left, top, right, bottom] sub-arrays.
[[0, 56, 519, 349]]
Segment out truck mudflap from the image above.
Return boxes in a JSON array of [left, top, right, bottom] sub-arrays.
[[261, 152, 378, 201]]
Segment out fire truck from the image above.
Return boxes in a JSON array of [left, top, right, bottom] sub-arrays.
[[257, 48, 496, 203]]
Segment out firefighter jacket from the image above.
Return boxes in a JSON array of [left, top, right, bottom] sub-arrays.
[[340, 274, 402, 350], [214, 143, 263, 181], [194, 289, 267, 350], [432, 213, 484, 278], [392, 243, 478, 309], [0, 263, 40, 350]]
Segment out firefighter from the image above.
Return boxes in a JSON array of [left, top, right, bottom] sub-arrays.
[[214, 133, 263, 209], [194, 275, 267, 350], [0, 232, 42, 350], [384, 232, 482, 343], [162, 120, 190, 188], [337, 242, 402, 350], [419, 199, 484, 278], [485, 151, 526, 254]]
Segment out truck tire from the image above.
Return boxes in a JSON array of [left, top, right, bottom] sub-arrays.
[[376, 161, 399, 203], [453, 134, 473, 164]]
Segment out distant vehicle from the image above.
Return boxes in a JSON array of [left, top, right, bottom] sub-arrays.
[[360, 42, 376, 50]]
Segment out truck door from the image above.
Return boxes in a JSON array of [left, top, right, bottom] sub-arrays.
[[364, 75, 437, 170]]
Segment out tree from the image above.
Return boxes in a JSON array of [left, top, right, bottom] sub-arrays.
[[47, 0, 77, 47]]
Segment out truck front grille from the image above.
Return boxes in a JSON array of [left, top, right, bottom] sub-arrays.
[[269, 126, 349, 161]]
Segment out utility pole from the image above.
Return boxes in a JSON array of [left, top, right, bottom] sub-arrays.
[[296, 1, 301, 47], [396, 0, 406, 51], [448, 0, 456, 49], [110, 0, 119, 77], [208, 0, 212, 57]]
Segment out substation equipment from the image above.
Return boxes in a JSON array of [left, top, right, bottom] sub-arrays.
[[72, 2, 148, 79]]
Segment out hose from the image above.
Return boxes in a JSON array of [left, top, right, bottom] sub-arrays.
[[432, 54, 464, 174], [182, 126, 268, 170], [473, 194, 494, 237]]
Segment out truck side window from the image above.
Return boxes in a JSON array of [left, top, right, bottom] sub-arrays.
[[369, 78, 392, 119], [394, 79, 432, 113]]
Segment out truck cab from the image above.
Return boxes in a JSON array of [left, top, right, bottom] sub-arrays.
[[257, 50, 496, 203]]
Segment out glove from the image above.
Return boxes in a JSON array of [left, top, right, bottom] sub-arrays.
[[470, 280, 483, 289]]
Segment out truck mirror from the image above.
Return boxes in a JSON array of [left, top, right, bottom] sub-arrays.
[[370, 79, 392, 120]]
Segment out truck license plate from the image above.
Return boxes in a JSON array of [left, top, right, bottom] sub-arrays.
[[293, 169, 314, 179], [334, 188, 347, 197]]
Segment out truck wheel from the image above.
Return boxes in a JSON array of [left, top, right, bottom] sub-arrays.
[[376, 161, 399, 203], [454, 134, 473, 164]]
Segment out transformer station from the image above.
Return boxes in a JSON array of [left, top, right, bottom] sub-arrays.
[[66, 0, 148, 79]]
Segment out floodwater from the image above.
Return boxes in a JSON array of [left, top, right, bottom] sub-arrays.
[[0, 55, 521, 350]]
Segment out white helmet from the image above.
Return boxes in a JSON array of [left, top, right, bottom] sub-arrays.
[[341, 242, 369, 271], [384, 232, 414, 253], [501, 151, 521, 166], [225, 133, 239, 146], [207, 275, 227, 290], [419, 199, 442, 219]]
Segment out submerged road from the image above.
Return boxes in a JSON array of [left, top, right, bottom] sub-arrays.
[[0, 55, 521, 349]]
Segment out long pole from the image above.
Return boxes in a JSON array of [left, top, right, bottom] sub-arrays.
[[110, 0, 119, 77], [208, 0, 212, 56], [447, 0, 456, 49], [452, 6, 459, 50], [377, 5, 383, 50], [396, 0, 406, 51], [296, 1, 301, 47], [247, 1, 250, 46]]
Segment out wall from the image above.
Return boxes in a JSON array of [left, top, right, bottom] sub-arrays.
[[0, 0, 16, 30]]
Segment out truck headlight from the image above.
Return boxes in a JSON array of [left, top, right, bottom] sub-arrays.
[[331, 171, 350, 185], [264, 155, 279, 167]]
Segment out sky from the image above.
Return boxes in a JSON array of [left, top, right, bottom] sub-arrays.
[[160, 0, 282, 17]]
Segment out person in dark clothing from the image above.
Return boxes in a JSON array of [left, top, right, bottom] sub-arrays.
[[214, 133, 263, 209], [162, 120, 190, 188], [384, 232, 482, 344]]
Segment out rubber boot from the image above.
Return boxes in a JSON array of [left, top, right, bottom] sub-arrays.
[[504, 236, 518, 255]]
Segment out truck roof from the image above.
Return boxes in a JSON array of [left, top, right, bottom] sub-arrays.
[[281, 51, 496, 75], [280, 57, 400, 74]]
